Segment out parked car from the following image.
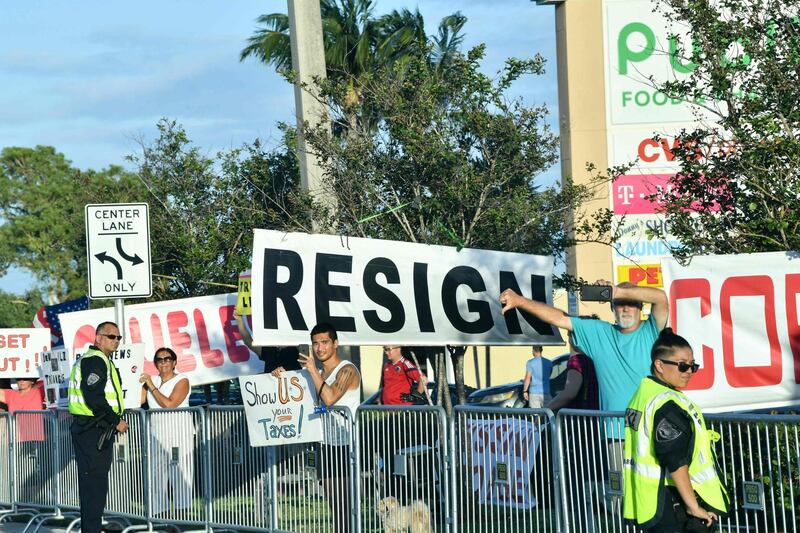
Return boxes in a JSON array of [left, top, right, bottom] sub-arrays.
[[466, 353, 572, 408], [362, 381, 477, 406]]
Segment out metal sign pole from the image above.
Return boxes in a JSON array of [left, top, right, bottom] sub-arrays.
[[115, 298, 126, 343]]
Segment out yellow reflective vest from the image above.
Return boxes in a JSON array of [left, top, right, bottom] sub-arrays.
[[623, 377, 727, 528], [68, 347, 124, 417]]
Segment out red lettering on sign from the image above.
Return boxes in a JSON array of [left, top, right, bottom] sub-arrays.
[[167, 311, 196, 372], [671, 278, 714, 390], [638, 138, 660, 163], [129, 318, 155, 374], [219, 305, 252, 363], [720, 276, 782, 387], [194, 309, 224, 368], [785, 274, 800, 384], [150, 314, 166, 349], [72, 325, 96, 353]]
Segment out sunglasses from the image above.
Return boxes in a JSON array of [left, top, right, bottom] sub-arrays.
[[383, 346, 400, 352], [101, 333, 123, 341], [659, 359, 700, 373], [154, 357, 176, 363]]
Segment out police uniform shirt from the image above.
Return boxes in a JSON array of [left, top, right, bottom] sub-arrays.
[[650, 376, 693, 473], [76, 346, 123, 427]]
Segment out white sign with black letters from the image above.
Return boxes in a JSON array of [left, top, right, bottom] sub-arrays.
[[85, 203, 152, 299], [250, 230, 562, 346], [76, 343, 146, 410]]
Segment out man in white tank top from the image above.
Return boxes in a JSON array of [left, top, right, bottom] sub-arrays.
[[272, 322, 361, 533]]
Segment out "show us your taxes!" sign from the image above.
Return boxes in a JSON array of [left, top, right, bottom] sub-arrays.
[[239, 371, 323, 446]]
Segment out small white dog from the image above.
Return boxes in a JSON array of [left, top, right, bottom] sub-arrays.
[[376, 496, 432, 533]]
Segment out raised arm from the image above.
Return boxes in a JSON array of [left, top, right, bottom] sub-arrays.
[[234, 313, 257, 351], [613, 283, 669, 331], [500, 289, 573, 331], [142, 376, 191, 408]]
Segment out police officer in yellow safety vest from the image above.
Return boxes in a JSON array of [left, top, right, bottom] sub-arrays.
[[623, 328, 727, 532], [68, 321, 128, 533]]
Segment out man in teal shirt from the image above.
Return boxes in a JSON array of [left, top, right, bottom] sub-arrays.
[[500, 281, 669, 414]]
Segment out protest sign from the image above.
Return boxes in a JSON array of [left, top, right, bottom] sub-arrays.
[[250, 230, 562, 346], [0, 328, 51, 378], [60, 293, 263, 386], [236, 270, 252, 316], [239, 371, 323, 446], [662, 251, 800, 412], [42, 348, 71, 408], [466, 418, 541, 509]]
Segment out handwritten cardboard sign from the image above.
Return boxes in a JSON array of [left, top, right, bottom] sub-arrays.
[[239, 371, 323, 447]]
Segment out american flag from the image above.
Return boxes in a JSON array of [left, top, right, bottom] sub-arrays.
[[32, 296, 90, 348]]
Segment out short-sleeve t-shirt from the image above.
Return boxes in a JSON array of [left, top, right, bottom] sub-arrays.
[[569, 314, 659, 413], [381, 357, 422, 405], [5, 386, 45, 442], [525, 357, 553, 396]]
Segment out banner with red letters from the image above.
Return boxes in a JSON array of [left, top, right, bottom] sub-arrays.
[[662, 251, 800, 412], [59, 293, 263, 386]]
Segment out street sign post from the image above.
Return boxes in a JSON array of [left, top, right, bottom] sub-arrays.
[[85, 203, 152, 299]]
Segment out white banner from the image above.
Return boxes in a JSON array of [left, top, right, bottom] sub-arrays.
[[42, 348, 72, 408], [60, 293, 263, 386], [107, 344, 146, 411], [250, 230, 562, 346], [239, 371, 323, 446], [662, 251, 800, 412], [0, 329, 51, 379], [466, 418, 541, 509]]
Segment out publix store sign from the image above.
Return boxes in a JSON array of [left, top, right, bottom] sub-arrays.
[[604, 0, 715, 125], [602, 0, 712, 285]]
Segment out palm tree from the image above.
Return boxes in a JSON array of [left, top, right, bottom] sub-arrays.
[[240, 0, 466, 83]]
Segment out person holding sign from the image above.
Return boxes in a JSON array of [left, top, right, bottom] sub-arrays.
[[0, 378, 46, 456], [272, 323, 361, 533], [67, 321, 128, 533], [623, 328, 727, 531], [139, 347, 194, 517]]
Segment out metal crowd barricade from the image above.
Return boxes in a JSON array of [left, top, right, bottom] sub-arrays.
[[11, 409, 60, 524], [53, 410, 79, 514], [206, 405, 274, 531], [356, 405, 450, 533], [451, 405, 559, 533], [94, 407, 146, 529], [707, 412, 800, 533], [0, 413, 13, 514], [555, 409, 630, 533], [146, 407, 206, 529], [271, 406, 356, 533]]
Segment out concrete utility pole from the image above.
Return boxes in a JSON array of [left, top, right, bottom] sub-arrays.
[[287, 0, 334, 214]]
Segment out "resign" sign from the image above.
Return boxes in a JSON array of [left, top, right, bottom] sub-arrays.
[[250, 230, 562, 346]]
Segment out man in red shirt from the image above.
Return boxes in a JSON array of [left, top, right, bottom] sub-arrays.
[[380, 346, 426, 405]]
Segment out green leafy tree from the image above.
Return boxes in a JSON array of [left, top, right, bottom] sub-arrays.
[[0, 146, 143, 302], [240, 0, 466, 119], [284, 47, 596, 405], [0, 290, 44, 328], [646, 1, 800, 260], [127, 119, 307, 299]]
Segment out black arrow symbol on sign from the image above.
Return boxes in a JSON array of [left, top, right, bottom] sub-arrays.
[[116, 238, 143, 266], [95, 252, 123, 280]]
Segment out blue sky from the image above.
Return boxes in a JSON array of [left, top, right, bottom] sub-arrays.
[[0, 0, 559, 295]]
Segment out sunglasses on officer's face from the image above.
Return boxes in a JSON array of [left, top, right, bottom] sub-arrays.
[[659, 359, 700, 373], [101, 333, 123, 341]]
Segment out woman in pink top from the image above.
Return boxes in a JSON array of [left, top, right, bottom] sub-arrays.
[[0, 378, 46, 442]]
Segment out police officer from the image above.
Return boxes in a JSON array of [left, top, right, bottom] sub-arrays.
[[623, 328, 727, 532], [68, 321, 128, 533]]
